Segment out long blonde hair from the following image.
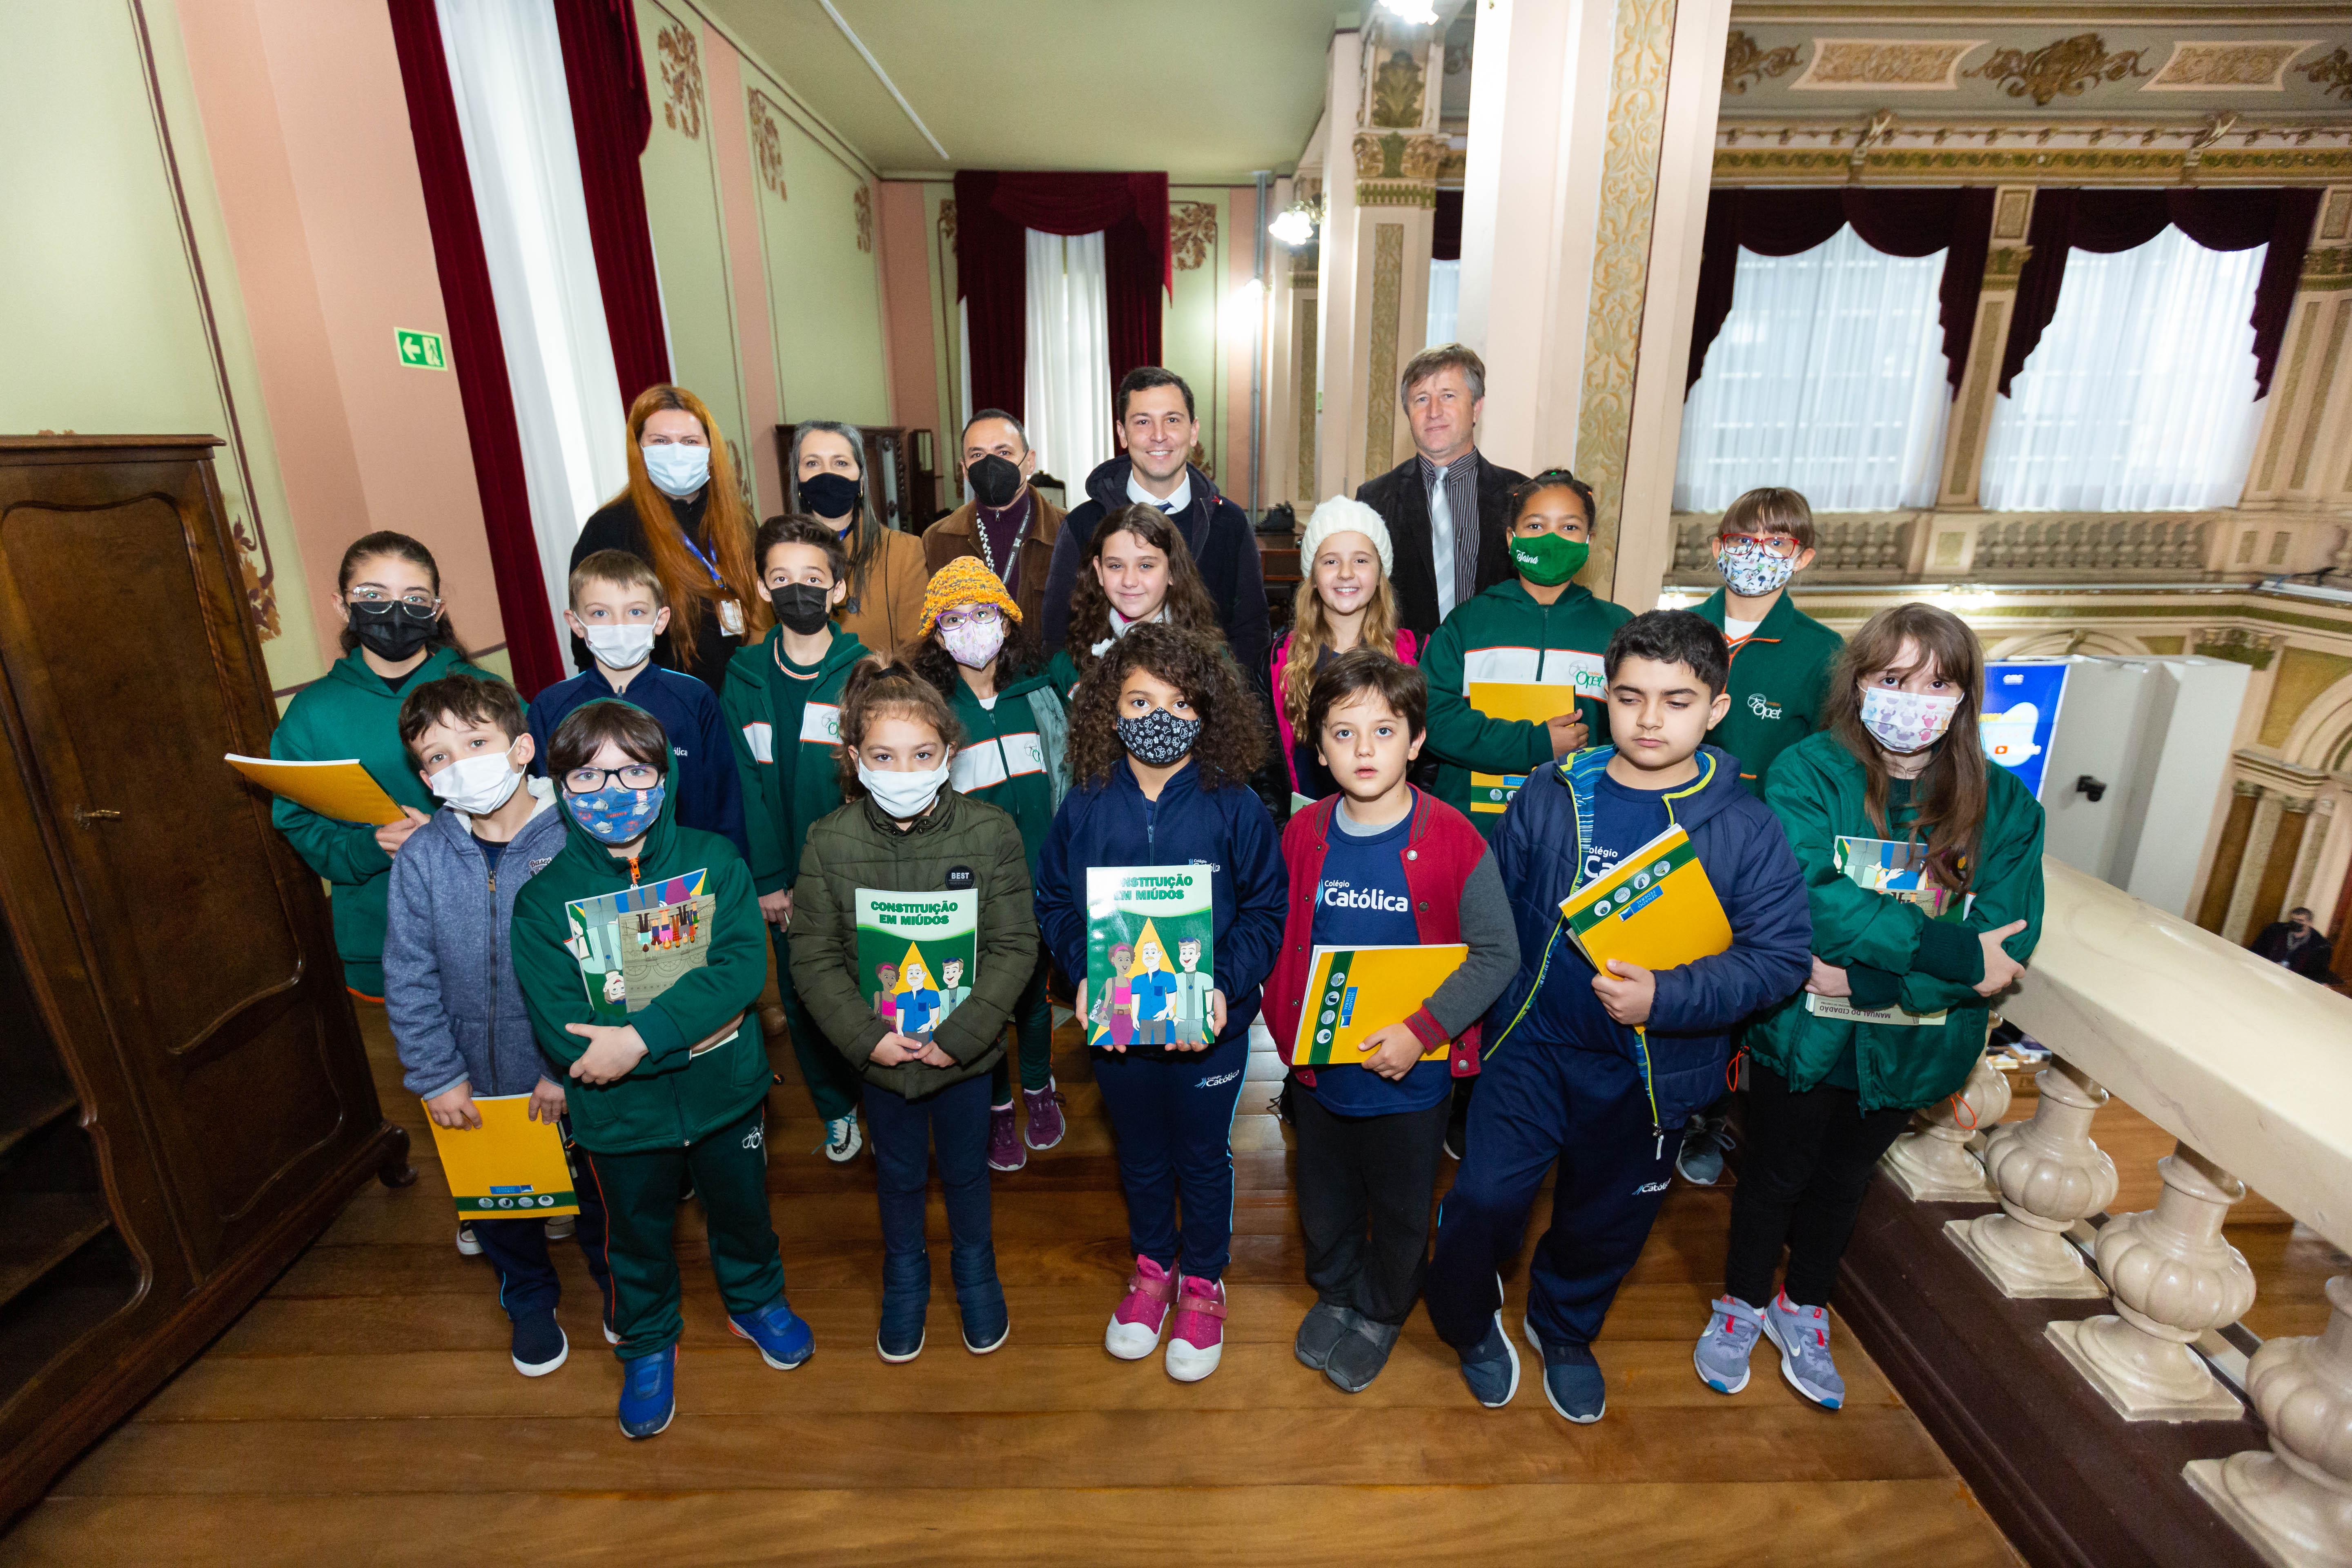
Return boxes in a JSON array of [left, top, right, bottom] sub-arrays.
[[1281, 548, 1402, 736], [616, 384, 761, 673]]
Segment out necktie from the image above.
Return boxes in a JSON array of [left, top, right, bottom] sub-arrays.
[[1429, 469, 1457, 619]]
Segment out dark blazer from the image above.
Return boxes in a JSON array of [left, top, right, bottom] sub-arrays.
[[1355, 450, 1530, 639], [2251, 921, 2335, 980]]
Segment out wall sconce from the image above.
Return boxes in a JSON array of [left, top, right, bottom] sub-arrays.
[[1269, 194, 1325, 247]]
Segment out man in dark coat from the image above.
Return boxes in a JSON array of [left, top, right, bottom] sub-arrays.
[[2251, 906, 2336, 980], [1354, 343, 1529, 641]]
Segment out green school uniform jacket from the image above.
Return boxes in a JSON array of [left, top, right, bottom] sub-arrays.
[[944, 668, 1070, 874], [1747, 731, 2046, 1114], [719, 628, 869, 896], [270, 644, 494, 998], [1693, 588, 1843, 796], [510, 704, 771, 1154], [1421, 578, 1632, 835]]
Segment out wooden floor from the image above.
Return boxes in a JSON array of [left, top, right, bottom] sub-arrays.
[[1, 1000, 2028, 1566]]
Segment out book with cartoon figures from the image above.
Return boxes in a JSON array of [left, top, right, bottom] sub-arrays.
[[423, 1094, 579, 1218], [1805, 835, 1971, 1027], [226, 753, 404, 825], [1465, 665, 1604, 816], [1085, 866, 1215, 1049], [564, 869, 715, 1025], [1557, 823, 1733, 974], [1290, 944, 1468, 1066], [854, 889, 978, 1042]]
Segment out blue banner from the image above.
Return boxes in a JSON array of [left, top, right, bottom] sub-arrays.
[[1981, 661, 2068, 801]]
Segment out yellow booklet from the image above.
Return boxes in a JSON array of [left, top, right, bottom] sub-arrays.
[[1292, 944, 1468, 1065], [423, 1095, 579, 1218], [1557, 824, 1731, 973], [227, 753, 405, 825], [1466, 681, 1592, 815]]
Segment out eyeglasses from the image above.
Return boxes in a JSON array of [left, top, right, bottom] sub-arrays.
[[563, 763, 664, 795], [1717, 532, 1804, 559], [936, 608, 1002, 633], [347, 588, 442, 610]]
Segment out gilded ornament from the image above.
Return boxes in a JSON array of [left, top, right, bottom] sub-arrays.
[[2146, 41, 2310, 91], [1402, 135, 1448, 181], [749, 91, 786, 199], [938, 198, 956, 245], [1370, 48, 1425, 128], [2302, 247, 2352, 290], [1722, 30, 1803, 95], [1962, 33, 2152, 107], [1171, 203, 1218, 270], [659, 23, 704, 139], [2300, 46, 2352, 102], [1793, 39, 1982, 91], [1363, 224, 1405, 479], [854, 185, 873, 254], [230, 512, 280, 641]]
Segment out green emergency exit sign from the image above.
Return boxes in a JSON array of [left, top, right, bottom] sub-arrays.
[[396, 329, 448, 370]]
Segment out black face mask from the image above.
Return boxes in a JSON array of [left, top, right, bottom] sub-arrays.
[[968, 454, 1023, 509], [798, 471, 861, 521], [349, 599, 438, 662], [769, 583, 833, 636]]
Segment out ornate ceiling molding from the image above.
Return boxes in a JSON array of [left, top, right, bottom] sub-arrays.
[[1714, 117, 2352, 181], [1962, 33, 2154, 105]]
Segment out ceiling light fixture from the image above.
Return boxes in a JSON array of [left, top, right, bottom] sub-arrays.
[[1379, 0, 1439, 24], [1269, 193, 1325, 248]]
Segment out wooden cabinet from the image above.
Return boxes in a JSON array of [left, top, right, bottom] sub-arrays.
[[0, 437, 408, 1523], [775, 423, 941, 531]]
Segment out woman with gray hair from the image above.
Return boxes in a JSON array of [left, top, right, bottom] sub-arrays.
[[788, 420, 931, 653]]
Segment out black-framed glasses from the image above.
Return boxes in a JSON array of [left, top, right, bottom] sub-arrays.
[[563, 763, 664, 795]]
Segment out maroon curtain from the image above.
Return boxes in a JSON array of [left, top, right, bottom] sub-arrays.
[[1433, 187, 1463, 262], [953, 171, 1171, 425], [1687, 187, 1995, 397], [385, 0, 565, 697], [552, 0, 670, 412], [2000, 187, 2319, 397]]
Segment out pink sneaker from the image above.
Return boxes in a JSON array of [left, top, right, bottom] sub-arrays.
[[1165, 1274, 1226, 1382], [1104, 1256, 1173, 1360]]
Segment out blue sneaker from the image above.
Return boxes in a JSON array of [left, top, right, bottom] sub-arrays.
[[1523, 1315, 1606, 1423], [1694, 1294, 1765, 1394], [728, 1297, 814, 1370], [617, 1345, 675, 1440], [1763, 1292, 1846, 1410], [1456, 1310, 1521, 1408], [509, 1310, 567, 1378]]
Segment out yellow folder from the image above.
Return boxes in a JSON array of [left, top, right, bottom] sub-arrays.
[[422, 1095, 579, 1218], [1557, 824, 1731, 973], [227, 753, 405, 825], [1291, 944, 1468, 1065], [1467, 681, 1585, 725]]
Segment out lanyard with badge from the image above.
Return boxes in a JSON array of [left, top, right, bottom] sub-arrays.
[[680, 526, 745, 637]]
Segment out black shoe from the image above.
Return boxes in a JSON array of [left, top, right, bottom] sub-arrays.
[[510, 1310, 568, 1377], [1294, 1301, 1361, 1370], [1325, 1316, 1403, 1394]]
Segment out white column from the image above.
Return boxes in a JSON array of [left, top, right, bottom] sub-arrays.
[[1312, 31, 1363, 499]]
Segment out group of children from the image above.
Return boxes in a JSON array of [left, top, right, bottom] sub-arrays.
[[270, 466, 2042, 1441]]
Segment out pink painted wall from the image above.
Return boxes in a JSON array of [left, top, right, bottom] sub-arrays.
[[875, 182, 940, 462], [699, 26, 784, 517], [174, 0, 506, 667]]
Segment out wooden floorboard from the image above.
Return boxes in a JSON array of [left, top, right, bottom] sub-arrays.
[[3, 1004, 2024, 1565]]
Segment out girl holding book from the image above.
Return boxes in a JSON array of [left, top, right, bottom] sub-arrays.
[[1047, 503, 1223, 701], [1034, 624, 1285, 1382], [1693, 602, 2042, 1412], [1270, 497, 1422, 804], [790, 659, 1038, 1363]]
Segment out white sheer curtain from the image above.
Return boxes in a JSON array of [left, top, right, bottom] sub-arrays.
[[1675, 225, 1950, 512], [1023, 229, 1111, 486], [435, 0, 628, 655], [1426, 258, 1461, 347], [1979, 227, 2265, 512]]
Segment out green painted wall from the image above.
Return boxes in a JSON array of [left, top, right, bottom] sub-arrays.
[[747, 92, 888, 429]]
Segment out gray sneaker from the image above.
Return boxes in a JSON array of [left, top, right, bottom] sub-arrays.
[[1325, 1316, 1402, 1394], [1294, 1301, 1361, 1371], [1693, 1294, 1765, 1394], [1676, 1116, 1730, 1185], [1763, 1292, 1845, 1410]]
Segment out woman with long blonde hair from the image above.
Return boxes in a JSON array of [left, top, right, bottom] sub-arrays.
[[571, 385, 762, 680], [1271, 496, 1419, 802]]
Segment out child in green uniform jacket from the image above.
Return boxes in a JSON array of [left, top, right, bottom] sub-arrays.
[[907, 556, 1072, 1172], [1421, 470, 1633, 837], [722, 515, 870, 1162], [1690, 487, 1844, 796], [512, 698, 813, 1440], [1692, 603, 2042, 1414], [271, 532, 495, 1000]]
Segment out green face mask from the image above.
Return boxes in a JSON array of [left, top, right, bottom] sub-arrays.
[[1511, 531, 1589, 587]]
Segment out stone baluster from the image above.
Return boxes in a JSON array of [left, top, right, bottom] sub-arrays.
[[1882, 1051, 2011, 1203], [1949, 1060, 2118, 1298], [2049, 1143, 2257, 1421], [2188, 1273, 2352, 1566]]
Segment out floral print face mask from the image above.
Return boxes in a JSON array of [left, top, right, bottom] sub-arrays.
[[1859, 686, 1960, 754]]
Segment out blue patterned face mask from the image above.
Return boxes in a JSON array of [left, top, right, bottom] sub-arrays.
[[568, 783, 664, 844], [1716, 539, 1798, 598]]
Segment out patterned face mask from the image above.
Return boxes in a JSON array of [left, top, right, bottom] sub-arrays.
[[1116, 707, 1201, 767], [939, 611, 1007, 670], [1716, 539, 1798, 599], [1858, 686, 1960, 753], [568, 783, 664, 843]]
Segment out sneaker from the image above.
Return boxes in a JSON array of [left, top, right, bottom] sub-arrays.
[[987, 1102, 1027, 1172], [822, 1113, 862, 1163], [1104, 1256, 1174, 1360], [1693, 1294, 1766, 1394], [955, 1256, 1010, 1355], [1294, 1301, 1361, 1371], [1165, 1275, 1227, 1382], [616, 1345, 675, 1439], [544, 1213, 576, 1241], [879, 1254, 929, 1364], [1456, 1310, 1521, 1408], [1522, 1316, 1606, 1423], [603, 1317, 621, 1346], [1763, 1292, 1845, 1410], [510, 1310, 567, 1377], [454, 1222, 481, 1256], [1325, 1316, 1402, 1394], [1676, 1116, 1731, 1186], [728, 1296, 814, 1370], [1021, 1082, 1067, 1151]]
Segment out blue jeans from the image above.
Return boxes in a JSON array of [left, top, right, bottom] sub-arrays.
[[862, 1072, 994, 1261], [471, 1132, 613, 1324], [1093, 1028, 1250, 1280]]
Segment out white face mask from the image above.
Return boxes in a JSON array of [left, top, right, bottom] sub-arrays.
[[642, 442, 710, 499], [582, 623, 657, 670], [1859, 686, 1961, 754], [858, 759, 951, 820], [428, 742, 524, 817]]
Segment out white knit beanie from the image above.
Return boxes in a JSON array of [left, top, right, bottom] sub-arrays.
[[1299, 494, 1394, 578]]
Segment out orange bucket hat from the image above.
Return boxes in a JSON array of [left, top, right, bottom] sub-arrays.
[[917, 555, 1022, 639]]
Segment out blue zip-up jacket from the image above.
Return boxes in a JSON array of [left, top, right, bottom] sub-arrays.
[[1485, 744, 1812, 1134], [1035, 756, 1286, 1054], [383, 780, 570, 1100], [527, 661, 748, 863]]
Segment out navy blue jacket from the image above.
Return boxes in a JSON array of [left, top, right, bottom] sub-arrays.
[[528, 662, 748, 863], [1035, 756, 1285, 1053], [1485, 744, 1811, 1134], [1038, 457, 1272, 674]]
